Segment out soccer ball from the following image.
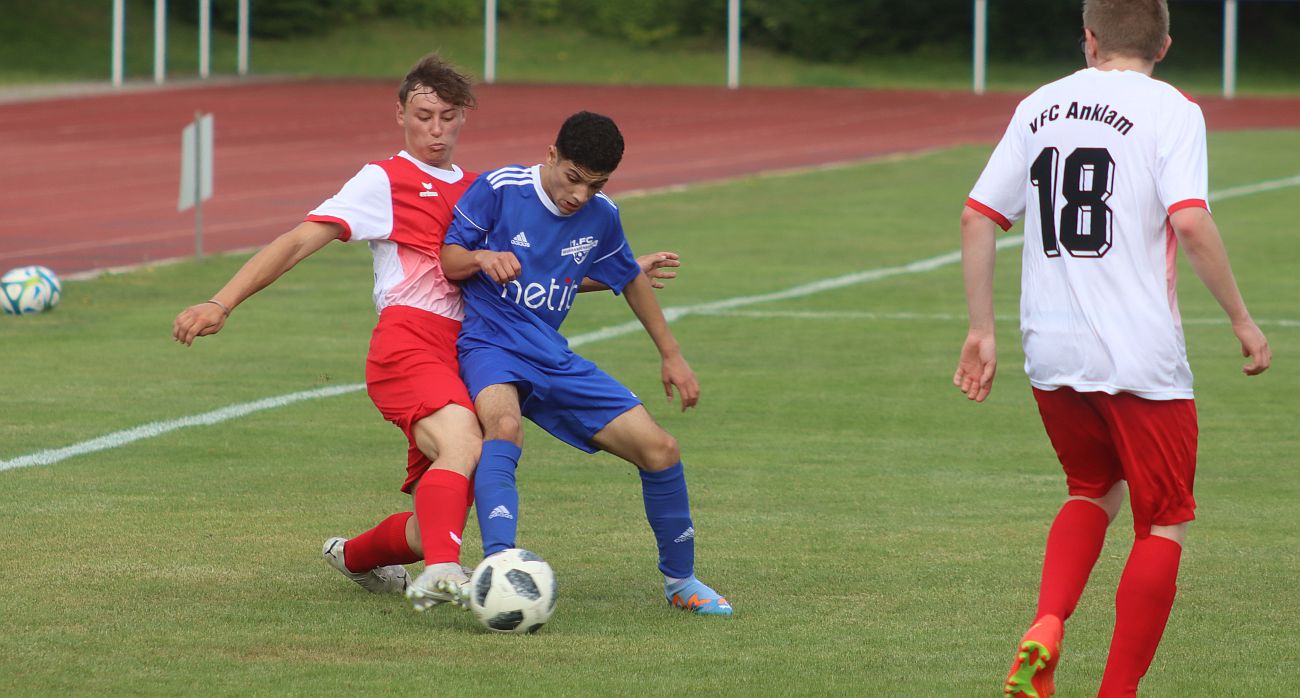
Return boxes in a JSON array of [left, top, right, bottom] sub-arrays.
[[1, 265, 61, 315], [468, 548, 558, 634]]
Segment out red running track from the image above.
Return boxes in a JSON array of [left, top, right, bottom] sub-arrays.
[[1, 80, 1297, 275]]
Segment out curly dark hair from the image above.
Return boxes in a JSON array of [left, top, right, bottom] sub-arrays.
[[554, 111, 624, 174], [398, 53, 476, 109]]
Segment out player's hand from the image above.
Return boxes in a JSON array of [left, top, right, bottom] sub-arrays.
[[954, 330, 997, 402], [172, 302, 227, 346], [661, 352, 700, 412], [475, 250, 522, 284], [1233, 319, 1271, 375], [637, 251, 680, 289]]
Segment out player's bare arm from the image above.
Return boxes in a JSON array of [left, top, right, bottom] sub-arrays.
[[955, 205, 1000, 402], [441, 243, 521, 284], [621, 272, 700, 411], [580, 251, 681, 292], [171, 221, 342, 346], [1170, 207, 1271, 375]]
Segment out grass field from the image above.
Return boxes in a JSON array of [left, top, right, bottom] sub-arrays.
[[3, 1, 1299, 95], [2, 130, 1298, 696]]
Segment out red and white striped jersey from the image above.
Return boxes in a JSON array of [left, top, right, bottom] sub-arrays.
[[968, 68, 1209, 400], [306, 151, 476, 320]]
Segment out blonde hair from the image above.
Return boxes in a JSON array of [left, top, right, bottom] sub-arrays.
[[1082, 0, 1169, 61]]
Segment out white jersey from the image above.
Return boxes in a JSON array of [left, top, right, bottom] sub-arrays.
[[306, 151, 474, 320], [968, 68, 1209, 400]]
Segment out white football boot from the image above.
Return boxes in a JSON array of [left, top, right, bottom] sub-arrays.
[[322, 537, 410, 594], [405, 563, 471, 611]]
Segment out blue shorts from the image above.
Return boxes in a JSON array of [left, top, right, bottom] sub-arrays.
[[460, 345, 642, 453]]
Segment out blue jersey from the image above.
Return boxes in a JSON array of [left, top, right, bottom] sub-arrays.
[[446, 165, 640, 356]]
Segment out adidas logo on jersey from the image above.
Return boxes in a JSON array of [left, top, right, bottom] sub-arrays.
[[673, 526, 695, 543], [511, 231, 531, 248], [488, 505, 514, 520], [419, 182, 438, 198]]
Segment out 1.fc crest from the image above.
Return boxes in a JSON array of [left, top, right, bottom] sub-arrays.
[[562, 236, 598, 264]]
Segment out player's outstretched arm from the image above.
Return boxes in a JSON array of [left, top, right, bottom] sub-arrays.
[[621, 273, 699, 412], [1170, 207, 1271, 375], [580, 251, 681, 292], [172, 221, 341, 346], [441, 244, 521, 284], [954, 205, 1000, 402]]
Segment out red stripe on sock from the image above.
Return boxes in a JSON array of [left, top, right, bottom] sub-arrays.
[[415, 469, 471, 565], [342, 511, 418, 572], [1098, 535, 1183, 697], [1035, 499, 1110, 622]]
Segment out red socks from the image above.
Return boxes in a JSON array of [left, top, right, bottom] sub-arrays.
[[1098, 535, 1183, 697], [337, 470, 471, 572], [342, 511, 419, 572], [1035, 499, 1110, 622], [414, 468, 472, 565], [1026, 499, 1183, 696]]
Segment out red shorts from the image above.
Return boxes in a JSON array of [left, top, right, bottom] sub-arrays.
[[1032, 387, 1198, 537], [365, 305, 474, 493]]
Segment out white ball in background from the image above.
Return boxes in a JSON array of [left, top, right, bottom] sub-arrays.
[[1, 265, 61, 315]]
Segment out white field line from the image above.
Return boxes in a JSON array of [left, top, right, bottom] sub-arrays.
[[689, 308, 1300, 328], [2, 243, 987, 473], [4, 175, 1297, 473], [1208, 173, 1300, 201], [1, 385, 364, 472]]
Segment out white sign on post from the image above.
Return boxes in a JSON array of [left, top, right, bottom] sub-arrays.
[[179, 113, 213, 211], [179, 112, 214, 258]]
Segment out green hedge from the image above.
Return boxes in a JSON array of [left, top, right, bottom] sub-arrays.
[[172, 0, 1300, 66]]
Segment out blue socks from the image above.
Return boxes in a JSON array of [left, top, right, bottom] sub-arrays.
[[474, 439, 521, 557], [476, 447, 695, 582], [640, 462, 695, 579]]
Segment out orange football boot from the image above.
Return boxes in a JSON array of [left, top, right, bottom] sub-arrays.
[[1004, 614, 1063, 698]]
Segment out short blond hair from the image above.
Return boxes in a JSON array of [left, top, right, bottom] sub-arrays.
[[1082, 0, 1169, 61]]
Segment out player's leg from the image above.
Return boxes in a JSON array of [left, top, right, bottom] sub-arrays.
[[1031, 485, 1124, 623], [322, 522, 414, 594], [471, 383, 526, 559], [1004, 488, 1121, 698], [1005, 388, 1123, 697], [1096, 395, 1197, 697], [323, 436, 461, 596], [1036, 484, 1125, 622], [1096, 522, 1186, 698], [327, 432, 476, 595], [591, 406, 732, 617], [1031, 388, 1126, 624], [344, 307, 481, 608], [322, 308, 425, 594], [322, 441, 420, 595], [405, 403, 483, 610]]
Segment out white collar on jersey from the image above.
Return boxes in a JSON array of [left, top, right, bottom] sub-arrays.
[[528, 164, 573, 218], [396, 151, 464, 183]]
